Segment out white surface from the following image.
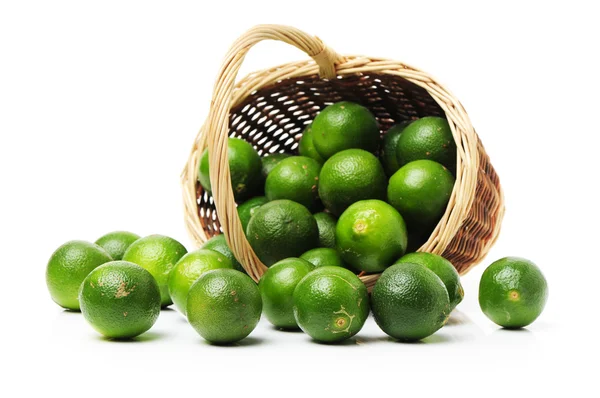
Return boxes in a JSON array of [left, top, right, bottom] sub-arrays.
[[1, 1, 598, 396]]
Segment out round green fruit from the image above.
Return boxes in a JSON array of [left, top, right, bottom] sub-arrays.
[[246, 200, 319, 266], [336, 200, 407, 273], [237, 196, 268, 233], [313, 212, 337, 248], [122, 234, 188, 307], [168, 249, 234, 315], [258, 258, 315, 329], [298, 124, 325, 163], [372, 262, 450, 341], [95, 231, 140, 261], [300, 248, 349, 269], [293, 266, 369, 343], [318, 149, 387, 216], [201, 234, 245, 273], [187, 269, 262, 344], [381, 121, 409, 176], [79, 261, 161, 339], [261, 153, 291, 180], [46, 240, 113, 310], [311, 102, 380, 159], [265, 156, 322, 211], [479, 257, 548, 329]]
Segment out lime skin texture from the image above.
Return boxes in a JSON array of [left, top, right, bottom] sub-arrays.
[[336, 199, 408, 273], [46, 240, 113, 310], [79, 261, 161, 339], [237, 196, 268, 233], [371, 262, 450, 341], [265, 156, 322, 212], [300, 247, 351, 270], [201, 234, 245, 273], [298, 124, 325, 163], [479, 257, 548, 329], [258, 258, 315, 329], [168, 249, 234, 315], [95, 231, 140, 261], [396, 252, 464, 310], [122, 234, 188, 307], [260, 153, 291, 180], [187, 269, 262, 345], [313, 212, 337, 248], [293, 266, 369, 343], [381, 121, 409, 176]]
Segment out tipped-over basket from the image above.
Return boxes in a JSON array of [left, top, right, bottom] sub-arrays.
[[181, 24, 504, 288]]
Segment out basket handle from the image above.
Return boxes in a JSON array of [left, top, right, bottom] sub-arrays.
[[205, 25, 343, 281]]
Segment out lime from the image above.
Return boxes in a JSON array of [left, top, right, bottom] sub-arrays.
[[388, 159, 455, 229], [198, 137, 262, 201], [168, 249, 234, 315], [237, 196, 268, 233], [265, 156, 322, 211], [258, 258, 315, 329], [396, 116, 457, 172], [300, 248, 349, 269], [479, 257, 548, 328], [311, 102, 380, 159], [293, 266, 369, 343], [260, 153, 291, 180], [336, 200, 407, 273], [122, 235, 188, 307], [95, 231, 140, 261], [247, 200, 319, 266], [318, 149, 387, 216], [372, 262, 450, 341], [381, 121, 409, 176], [201, 234, 244, 273], [187, 269, 262, 344], [396, 252, 464, 310], [298, 124, 325, 163], [46, 240, 113, 310], [314, 212, 337, 248], [79, 261, 161, 339]]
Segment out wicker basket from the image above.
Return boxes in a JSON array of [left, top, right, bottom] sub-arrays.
[[181, 24, 504, 288]]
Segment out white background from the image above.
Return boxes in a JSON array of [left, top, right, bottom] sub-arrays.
[[1, 1, 598, 396]]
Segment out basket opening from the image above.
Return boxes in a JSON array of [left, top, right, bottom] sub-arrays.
[[196, 72, 446, 235]]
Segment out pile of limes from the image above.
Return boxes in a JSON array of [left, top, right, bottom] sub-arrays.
[[45, 101, 548, 344]]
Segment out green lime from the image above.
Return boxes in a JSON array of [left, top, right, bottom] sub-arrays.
[[198, 137, 262, 201], [201, 234, 245, 273], [187, 269, 262, 344], [479, 257, 548, 328], [293, 266, 369, 343], [372, 262, 450, 341], [396, 252, 464, 310], [318, 149, 387, 216], [388, 159, 455, 229], [247, 200, 319, 266], [261, 153, 291, 180], [265, 156, 322, 211], [122, 234, 188, 307], [336, 200, 407, 273], [168, 249, 234, 315], [396, 116, 457, 172], [237, 196, 268, 233], [258, 258, 315, 329], [300, 248, 349, 269], [46, 240, 113, 310], [298, 124, 325, 163], [314, 212, 337, 248], [95, 231, 140, 261], [79, 261, 161, 339], [311, 102, 380, 159], [381, 121, 409, 176]]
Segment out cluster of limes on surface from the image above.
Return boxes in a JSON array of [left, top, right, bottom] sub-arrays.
[[45, 100, 548, 344]]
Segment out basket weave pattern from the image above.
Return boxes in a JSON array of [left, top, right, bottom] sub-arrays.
[[181, 25, 504, 287]]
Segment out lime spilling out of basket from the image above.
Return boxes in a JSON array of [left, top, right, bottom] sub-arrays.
[[247, 199, 319, 266], [198, 137, 262, 201], [95, 231, 140, 261], [46, 240, 113, 310], [265, 156, 322, 212], [479, 257, 548, 328], [168, 249, 234, 315], [259, 257, 315, 329], [187, 269, 262, 344], [201, 234, 245, 273], [79, 261, 161, 339], [311, 101, 380, 159], [371, 262, 450, 341], [122, 234, 188, 307], [293, 266, 369, 343]]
